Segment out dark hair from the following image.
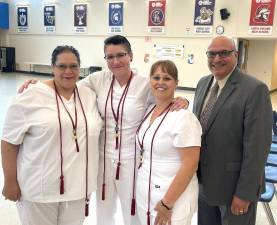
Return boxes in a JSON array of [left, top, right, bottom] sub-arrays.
[[150, 60, 178, 81], [104, 35, 132, 53], [51, 45, 80, 66]]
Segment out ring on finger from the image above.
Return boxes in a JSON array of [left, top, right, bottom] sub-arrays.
[[239, 210, 244, 214]]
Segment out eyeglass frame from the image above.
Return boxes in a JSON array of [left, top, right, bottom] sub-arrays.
[[104, 52, 129, 62], [206, 50, 235, 58], [54, 63, 80, 71]]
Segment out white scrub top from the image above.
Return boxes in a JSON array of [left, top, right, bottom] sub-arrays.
[[136, 108, 202, 217], [2, 82, 102, 203], [80, 70, 152, 159]]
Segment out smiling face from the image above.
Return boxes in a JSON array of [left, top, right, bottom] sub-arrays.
[[52, 52, 80, 92], [104, 44, 133, 78], [207, 36, 238, 80], [150, 65, 178, 104]]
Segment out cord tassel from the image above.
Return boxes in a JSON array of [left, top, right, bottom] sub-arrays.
[[131, 198, 136, 215], [116, 162, 121, 180], [75, 140, 80, 152], [60, 175, 64, 194], [115, 136, 119, 149], [85, 200, 89, 217], [147, 211, 150, 225], [102, 183, 105, 200]]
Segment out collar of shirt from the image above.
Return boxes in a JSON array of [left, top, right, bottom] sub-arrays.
[[212, 66, 236, 95]]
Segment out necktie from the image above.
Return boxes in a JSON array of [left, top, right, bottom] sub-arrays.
[[200, 82, 219, 131]]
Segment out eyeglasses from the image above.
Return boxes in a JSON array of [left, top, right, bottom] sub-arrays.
[[55, 63, 79, 71], [104, 52, 128, 62], [206, 50, 234, 58]]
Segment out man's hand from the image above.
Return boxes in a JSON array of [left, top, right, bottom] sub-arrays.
[[17, 79, 38, 93], [170, 97, 189, 111], [2, 180, 21, 201], [231, 195, 250, 216]]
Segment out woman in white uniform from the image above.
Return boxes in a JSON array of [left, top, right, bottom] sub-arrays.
[[1, 45, 102, 225], [80, 35, 151, 225], [136, 60, 202, 225]]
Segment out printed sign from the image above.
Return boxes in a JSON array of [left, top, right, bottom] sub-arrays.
[[193, 0, 215, 34], [17, 7, 28, 33], [109, 2, 124, 33], [148, 0, 166, 34], [154, 44, 184, 59], [249, 0, 276, 35], [44, 5, 55, 33], [74, 4, 87, 33]]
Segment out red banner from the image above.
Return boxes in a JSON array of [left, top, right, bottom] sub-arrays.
[[249, 0, 275, 26], [148, 0, 166, 27]]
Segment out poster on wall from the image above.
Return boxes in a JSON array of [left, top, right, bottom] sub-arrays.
[[17, 7, 28, 33], [108, 2, 124, 33], [193, 0, 215, 34], [154, 44, 184, 59], [74, 4, 87, 33], [44, 5, 55, 33], [148, 0, 166, 34], [249, 0, 276, 35]]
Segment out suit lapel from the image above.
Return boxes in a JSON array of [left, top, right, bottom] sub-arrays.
[[203, 68, 240, 136]]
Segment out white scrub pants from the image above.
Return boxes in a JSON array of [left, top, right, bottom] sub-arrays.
[[16, 198, 85, 225], [96, 156, 141, 225], [137, 205, 194, 225]]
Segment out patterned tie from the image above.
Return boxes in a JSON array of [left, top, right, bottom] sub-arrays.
[[200, 82, 219, 131]]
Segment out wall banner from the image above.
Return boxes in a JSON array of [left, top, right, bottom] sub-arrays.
[[44, 5, 55, 33], [249, 0, 276, 35], [74, 4, 87, 33], [148, 0, 166, 34], [193, 0, 215, 34], [109, 2, 124, 33], [17, 7, 28, 33]]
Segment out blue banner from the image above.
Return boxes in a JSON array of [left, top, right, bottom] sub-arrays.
[[17, 7, 28, 27], [194, 0, 215, 26], [44, 5, 55, 27], [109, 2, 123, 26]]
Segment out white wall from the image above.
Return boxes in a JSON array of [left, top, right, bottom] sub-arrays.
[[4, 0, 277, 89], [247, 40, 275, 88], [271, 43, 277, 90]]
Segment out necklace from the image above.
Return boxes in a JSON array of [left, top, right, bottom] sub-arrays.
[[110, 72, 133, 150], [54, 82, 80, 152], [136, 103, 172, 168], [53, 81, 90, 217], [101, 72, 133, 201]]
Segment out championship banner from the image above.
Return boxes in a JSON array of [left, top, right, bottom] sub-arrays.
[[74, 4, 87, 33], [148, 0, 166, 34], [193, 0, 215, 34], [109, 2, 124, 33], [17, 7, 28, 33], [44, 5, 55, 33], [249, 0, 276, 35]]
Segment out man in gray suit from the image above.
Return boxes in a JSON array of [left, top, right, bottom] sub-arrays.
[[193, 36, 272, 225]]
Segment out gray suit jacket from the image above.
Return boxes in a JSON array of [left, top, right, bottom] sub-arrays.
[[193, 67, 272, 205]]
